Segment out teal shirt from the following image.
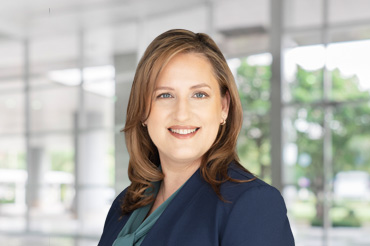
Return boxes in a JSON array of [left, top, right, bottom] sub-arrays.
[[113, 182, 182, 246]]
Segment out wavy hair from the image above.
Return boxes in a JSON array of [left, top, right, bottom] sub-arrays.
[[121, 29, 255, 215]]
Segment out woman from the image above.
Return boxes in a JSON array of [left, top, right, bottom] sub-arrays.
[[99, 29, 294, 246]]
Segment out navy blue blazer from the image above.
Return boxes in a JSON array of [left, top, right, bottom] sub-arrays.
[[99, 164, 295, 245]]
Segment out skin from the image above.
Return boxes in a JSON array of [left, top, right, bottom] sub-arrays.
[[144, 52, 229, 214]]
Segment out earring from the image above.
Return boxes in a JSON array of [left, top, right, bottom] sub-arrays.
[[221, 118, 226, 125], [142, 122, 146, 127]]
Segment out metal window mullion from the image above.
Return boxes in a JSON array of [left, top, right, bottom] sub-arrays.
[[322, 0, 333, 245], [23, 38, 31, 232], [74, 28, 85, 220], [270, 0, 284, 192]]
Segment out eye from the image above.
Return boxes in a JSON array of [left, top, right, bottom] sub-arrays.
[[194, 92, 208, 98], [157, 93, 173, 99]]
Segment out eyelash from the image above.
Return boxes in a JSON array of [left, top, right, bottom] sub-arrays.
[[157, 92, 209, 99], [157, 93, 173, 99]]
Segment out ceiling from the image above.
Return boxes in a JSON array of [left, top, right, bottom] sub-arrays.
[[0, 0, 206, 39], [0, 0, 369, 82], [1, 0, 370, 140]]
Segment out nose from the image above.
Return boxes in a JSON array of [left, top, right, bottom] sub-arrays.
[[174, 97, 191, 122]]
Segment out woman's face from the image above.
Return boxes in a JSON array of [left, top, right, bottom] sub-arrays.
[[144, 52, 229, 167]]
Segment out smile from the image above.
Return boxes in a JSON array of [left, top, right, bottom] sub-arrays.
[[169, 128, 199, 134]]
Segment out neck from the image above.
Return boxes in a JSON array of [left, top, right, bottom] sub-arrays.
[[159, 158, 200, 200]]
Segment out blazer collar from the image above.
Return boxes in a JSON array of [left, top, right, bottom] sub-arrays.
[[142, 168, 206, 244]]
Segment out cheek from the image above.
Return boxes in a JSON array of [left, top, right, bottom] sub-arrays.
[[200, 105, 222, 135], [203, 101, 223, 120], [146, 122, 164, 150], [146, 105, 164, 124]]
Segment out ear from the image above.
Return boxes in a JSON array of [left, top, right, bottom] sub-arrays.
[[141, 115, 148, 127], [221, 91, 230, 121]]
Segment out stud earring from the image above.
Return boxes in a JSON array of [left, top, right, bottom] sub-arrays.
[[221, 118, 226, 125], [142, 122, 147, 127]]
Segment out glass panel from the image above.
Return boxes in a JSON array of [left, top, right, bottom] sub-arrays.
[[328, 40, 370, 102], [83, 87, 115, 129], [232, 55, 271, 181], [0, 78, 24, 91], [83, 65, 115, 129], [0, 136, 26, 232], [26, 134, 75, 234], [29, 86, 78, 132], [25, 131, 114, 235], [0, 235, 99, 246], [72, 129, 114, 236], [30, 35, 79, 88], [0, 39, 23, 89], [0, 92, 24, 134], [30, 73, 79, 89], [84, 28, 114, 66], [331, 103, 370, 245], [283, 106, 325, 244], [283, 45, 324, 103]]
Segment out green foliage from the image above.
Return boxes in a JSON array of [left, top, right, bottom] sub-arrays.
[[236, 58, 271, 181], [332, 107, 370, 174], [311, 209, 362, 227], [292, 66, 370, 222], [331, 69, 370, 101], [293, 106, 324, 193], [237, 61, 270, 114], [291, 66, 323, 102], [236, 55, 370, 225]]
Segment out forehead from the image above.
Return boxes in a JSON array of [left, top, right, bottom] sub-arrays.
[[155, 52, 218, 88]]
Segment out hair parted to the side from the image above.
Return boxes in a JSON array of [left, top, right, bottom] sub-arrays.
[[121, 29, 255, 215]]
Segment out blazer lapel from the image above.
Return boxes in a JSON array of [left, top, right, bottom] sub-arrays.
[[141, 168, 207, 245]]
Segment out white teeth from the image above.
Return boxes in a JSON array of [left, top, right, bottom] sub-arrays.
[[170, 128, 198, 135]]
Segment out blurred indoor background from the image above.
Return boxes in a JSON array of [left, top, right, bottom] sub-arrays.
[[0, 0, 370, 245]]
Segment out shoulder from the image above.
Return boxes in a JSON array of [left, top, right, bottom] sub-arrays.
[[109, 188, 127, 215], [102, 188, 127, 227], [98, 189, 128, 246], [218, 163, 295, 245], [221, 162, 281, 203]]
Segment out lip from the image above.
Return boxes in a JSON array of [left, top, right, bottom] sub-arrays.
[[168, 125, 200, 139]]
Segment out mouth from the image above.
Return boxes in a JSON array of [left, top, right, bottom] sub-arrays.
[[167, 127, 200, 138]]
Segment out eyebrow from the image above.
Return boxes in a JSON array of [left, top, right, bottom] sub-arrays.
[[154, 83, 211, 91]]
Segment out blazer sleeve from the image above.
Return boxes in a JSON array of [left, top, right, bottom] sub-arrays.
[[221, 185, 295, 246]]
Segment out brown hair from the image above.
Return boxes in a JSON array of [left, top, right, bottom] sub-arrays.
[[121, 29, 255, 215]]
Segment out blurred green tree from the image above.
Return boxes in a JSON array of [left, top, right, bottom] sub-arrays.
[[236, 59, 271, 182], [237, 58, 370, 224]]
